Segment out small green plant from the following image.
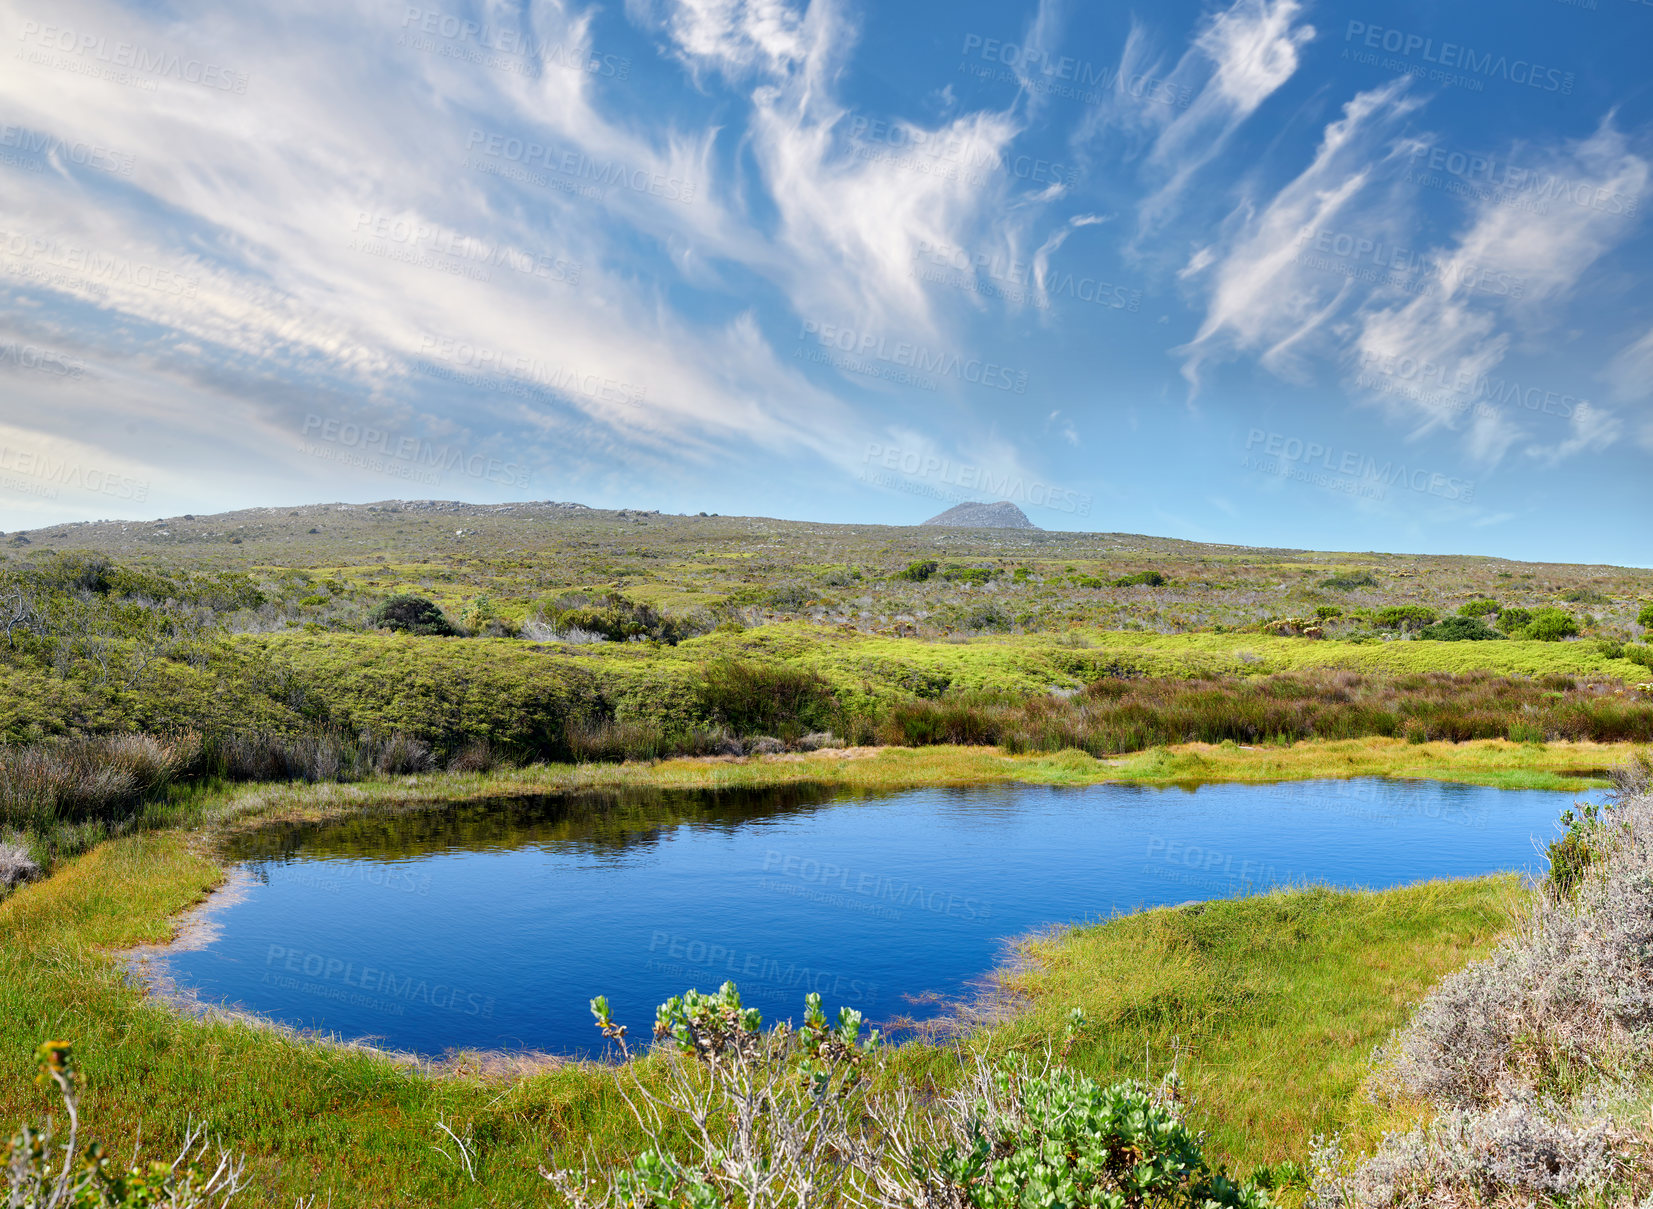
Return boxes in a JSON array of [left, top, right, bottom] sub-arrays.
[[1457, 599, 1499, 617], [1637, 602, 1653, 630], [1545, 802, 1609, 899], [1314, 606, 1342, 619], [1495, 606, 1533, 634], [893, 560, 940, 582]]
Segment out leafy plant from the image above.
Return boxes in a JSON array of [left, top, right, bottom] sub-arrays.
[[552, 987, 1269, 1209], [1520, 608, 1580, 643], [894, 560, 939, 583], [1457, 599, 1499, 617], [1637, 602, 1653, 630], [1495, 606, 1533, 634], [368, 594, 457, 637], [1112, 571, 1168, 588], [1417, 616, 1505, 642]]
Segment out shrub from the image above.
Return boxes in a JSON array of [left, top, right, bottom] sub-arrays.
[[1559, 586, 1609, 604], [0, 836, 39, 891], [1495, 606, 1533, 633], [542, 592, 682, 643], [893, 560, 938, 582], [369, 594, 457, 636], [1638, 602, 1653, 629], [551, 988, 1269, 1209], [1373, 606, 1437, 632], [1417, 616, 1505, 642], [941, 564, 995, 585], [1318, 571, 1378, 590], [1458, 598, 1499, 617], [1627, 644, 1653, 669], [1113, 571, 1168, 587], [1314, 765, 1653, 1208], [699, 659, 837, 736], [1521, 607, 1580, 642], [1315, 606, 1343, 619]]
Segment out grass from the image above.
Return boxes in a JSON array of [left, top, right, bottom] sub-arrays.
[[973, 878, 1520, 1171], [0, 815, 1526, 1204], [195, 738, 1615, 837]]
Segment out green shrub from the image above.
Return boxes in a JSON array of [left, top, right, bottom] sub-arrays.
[[1559, 586, 1609, 604], [1544, 801, 1607, 899], [942, 564, 995, 585], [1495, 606, 1533, 634], [893, 560, 939, 582], [1627, 644, 1653, 669], [1373, 606, 1438, 632], [1458, 598, 1499, 617], [369, 594, 457, 636], [1520, 607, 1580, 642], [1638, 602, 1653, 629], [1417, 616, 1505, 642], [1318, 571, 1378, 590], [544, 593, 683, 643], [698, 659, 837, 736], [1314, 606, 1343, 619], [1112, 571, 1168, 588]]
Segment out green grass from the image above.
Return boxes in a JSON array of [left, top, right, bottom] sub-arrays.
[[973, 878, 1519, 1170]]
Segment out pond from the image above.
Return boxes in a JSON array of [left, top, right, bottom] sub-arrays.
[[150, 778, 1594, 1058]]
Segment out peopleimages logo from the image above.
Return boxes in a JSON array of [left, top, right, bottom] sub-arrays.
[[798, 321, 1028, 393], [263, 945, 495, 1017], [16, 20, 251, 93], [464, 129, 695, 204], [300, 414, 531, 488], [1342, 21, 1575, 94], [1243, 429, 1475, 502]]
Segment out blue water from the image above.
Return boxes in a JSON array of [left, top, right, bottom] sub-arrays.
[[156, 778, 1596, 1057]]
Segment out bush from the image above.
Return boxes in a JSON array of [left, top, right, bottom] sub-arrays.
[[1520, 607, 1579, 642], [893, 560, 938, 582], [1559, 586, 1609, 604], [699, 659, 838, 736], [542, 592, 683, 643], [1113, 571, 1168, 587], [369, 594, 457, 636], [0, 837, 39, 891], [1637, 602, 1653, 629], [1318, 571, 1378, 590], [552, 988, 1269, 1209], [1417, 616, 1505, 642], [1312, 768, 1653, 1208], [941, 564, 995, 585], [1373, 606, 1437, 632], [1315, 606, 1343, 619], [1458, 598, 1499, 617]]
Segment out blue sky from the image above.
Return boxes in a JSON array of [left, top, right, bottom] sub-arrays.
[[0, 0, 1649, 563]]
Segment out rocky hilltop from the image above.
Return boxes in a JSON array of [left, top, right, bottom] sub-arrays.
[[921, 501, 1040, 530]]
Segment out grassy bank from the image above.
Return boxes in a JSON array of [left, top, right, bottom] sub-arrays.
[[1, 750, 1562, 1204], [198, 736, 1614, 836]]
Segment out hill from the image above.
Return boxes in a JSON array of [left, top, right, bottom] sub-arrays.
[[921, 501, 1039, 529]]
